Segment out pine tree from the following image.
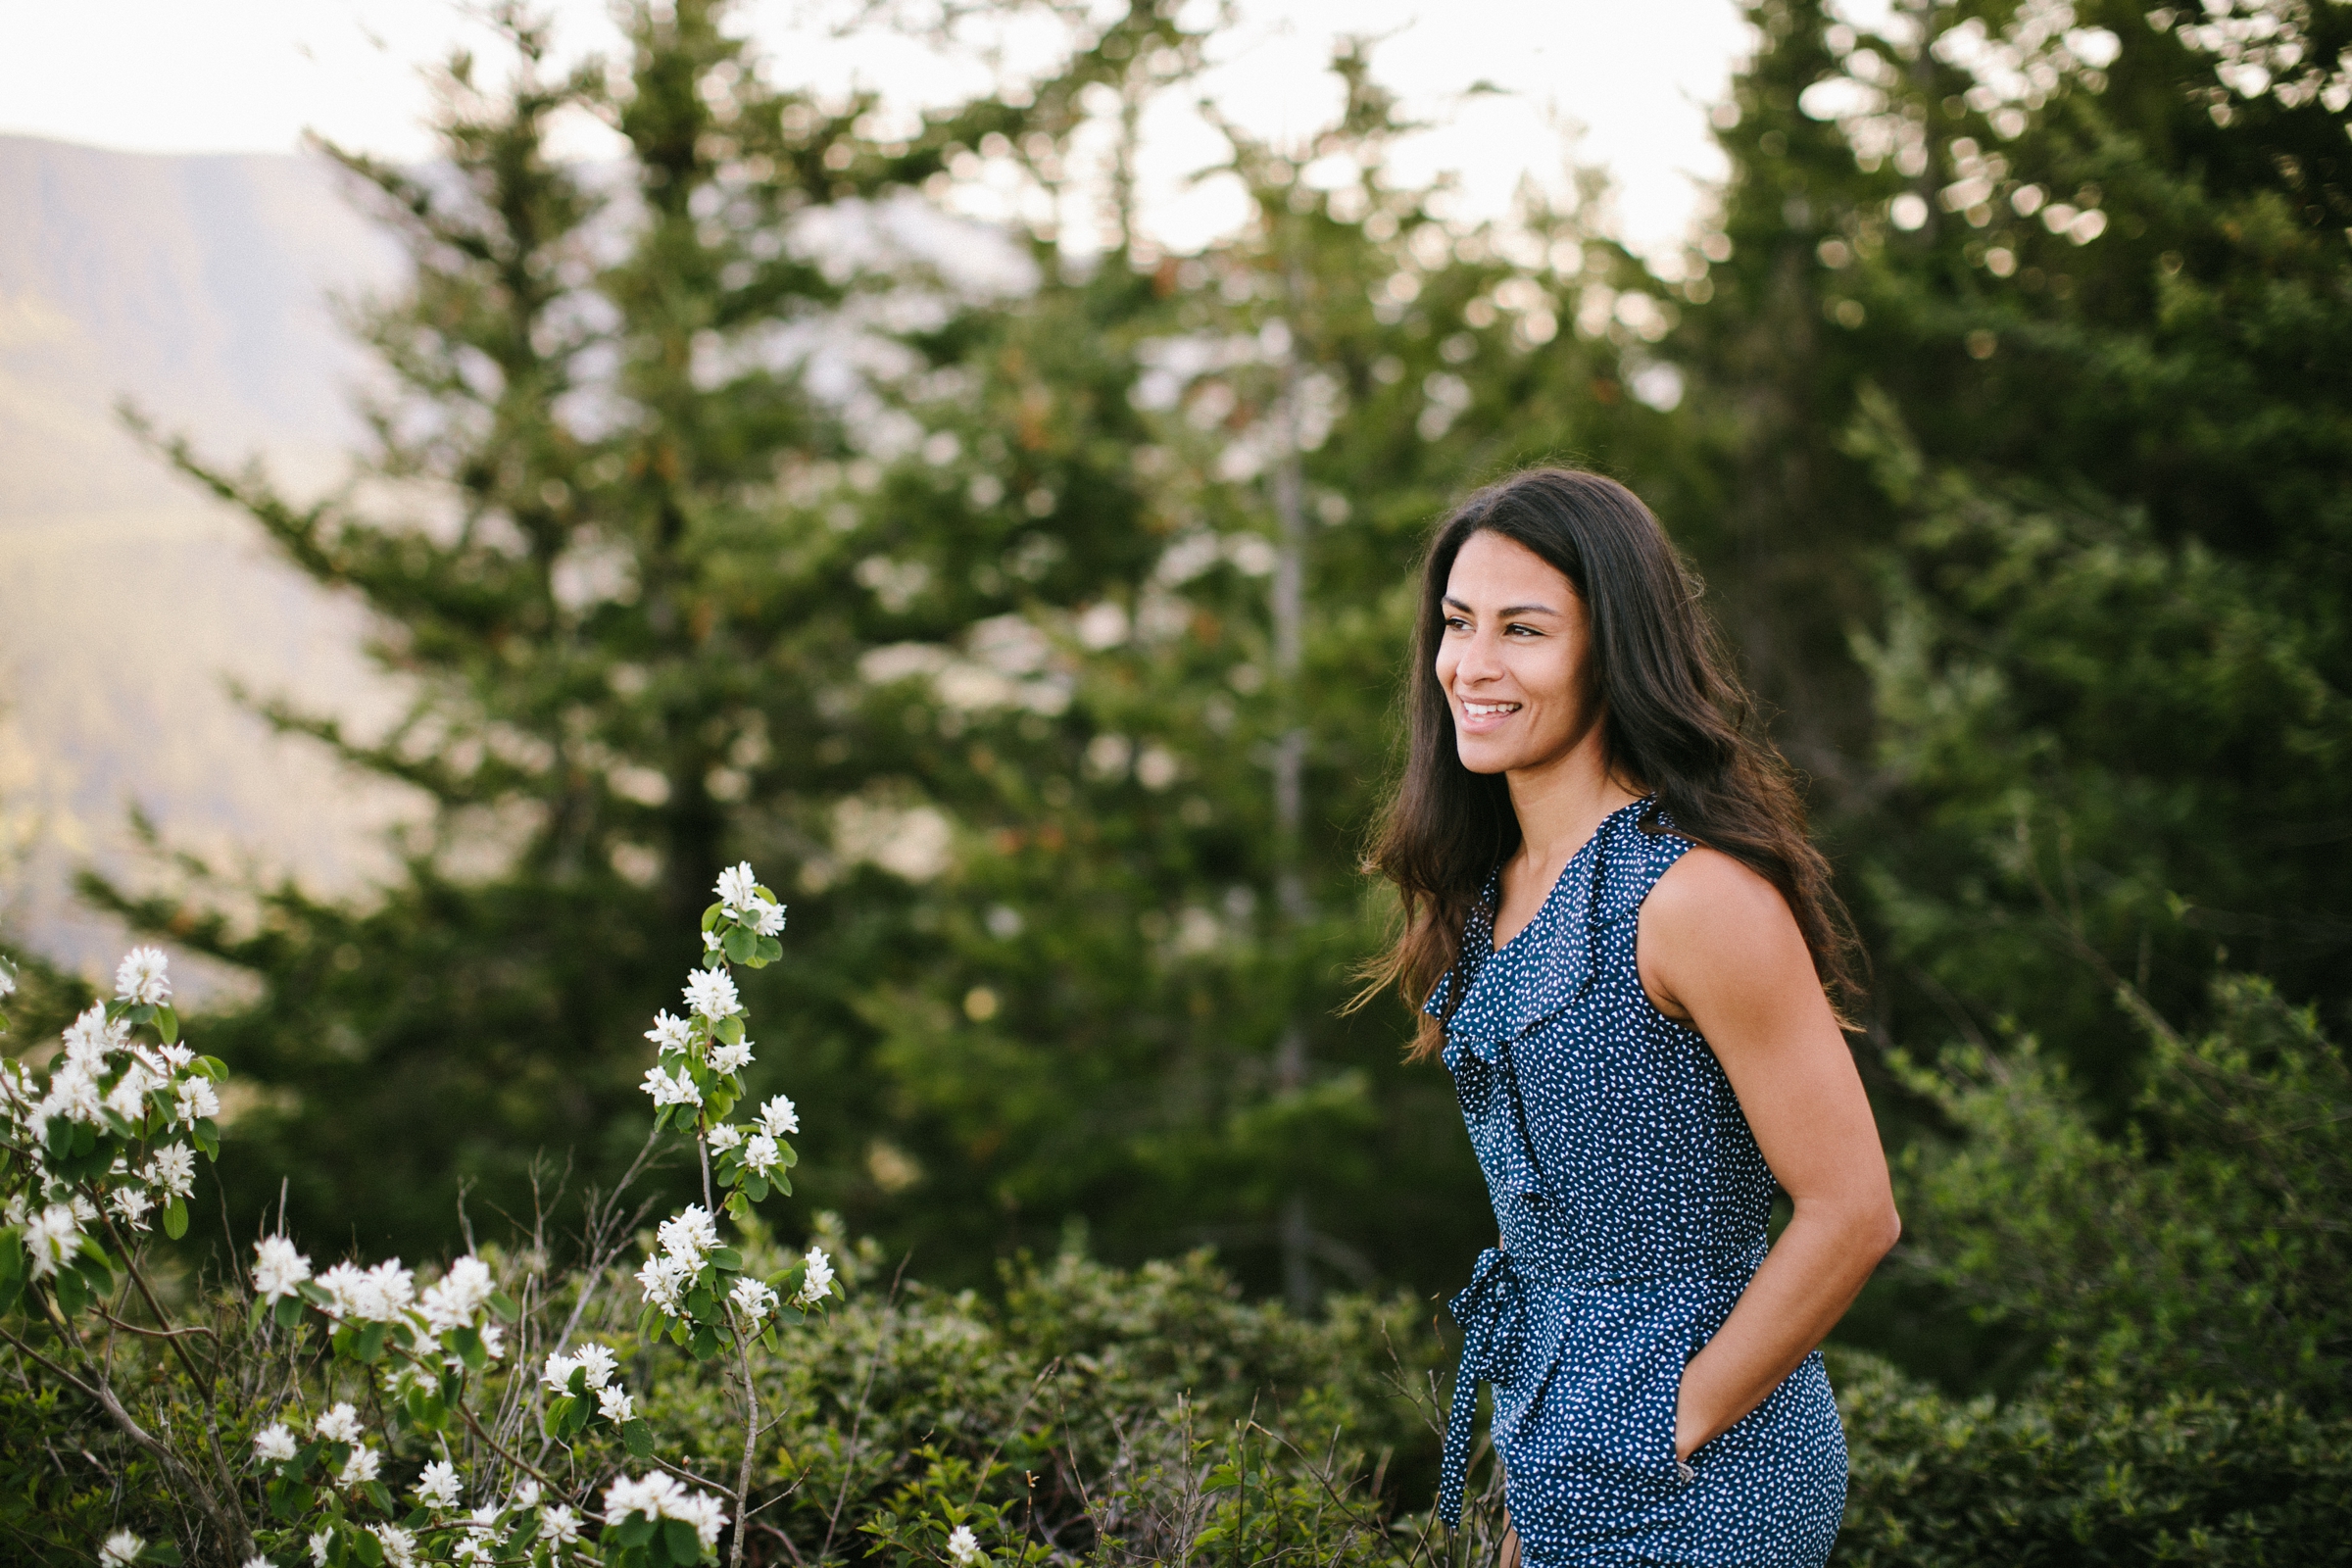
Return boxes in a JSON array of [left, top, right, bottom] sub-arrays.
[[1671, 0, 2352, 1102], [96, 0, 1117, 1254]]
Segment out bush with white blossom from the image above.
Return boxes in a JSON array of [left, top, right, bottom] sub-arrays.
[[0, 864, 834, 1568]]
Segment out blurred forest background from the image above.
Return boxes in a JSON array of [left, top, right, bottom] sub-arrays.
[[5, 0, 2348, 1498]]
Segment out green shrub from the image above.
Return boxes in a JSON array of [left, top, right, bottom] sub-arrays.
[[1833, 1348, 2352, 1567]]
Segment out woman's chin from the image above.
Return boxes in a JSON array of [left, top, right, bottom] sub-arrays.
[[1453, 737, 1518, 775]]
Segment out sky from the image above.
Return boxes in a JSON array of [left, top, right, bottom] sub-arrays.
[[0, 0, 1750, 257]]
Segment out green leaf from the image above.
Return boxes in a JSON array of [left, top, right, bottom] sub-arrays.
[[153, 1004, 178, 1043], [622, 1416, 654, 1458], [743, 1175, 768, 1203], [723, 1190, 749, 1220], [722, 926, 758, 964], [354, 1526, 385, 1566], [488, 1289, 519, 1322], [702, 903, 725, 932], [164, 1199, 190, 1241], [755, 935, 783, 963], [709, 1246, 743, 1274], [140, 1543, 184, 1566], [355, 1321, 388, 1363], [617, 1511, 658, 1547], [451, 1324, 488, 1371], [44, 1118, 72, 1159], [273, 1290, 305, 1329], [364, 1479, 395, 1515], [194, 1054, 227, 1081], [543, 1395, 574, 1438], [661, 1516, 704, 1564], [689, 1323, 722, 1361], [714, 1015, 744, 1045]]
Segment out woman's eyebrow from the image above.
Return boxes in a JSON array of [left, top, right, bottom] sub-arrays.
[[1444, 595, 1561, 617]]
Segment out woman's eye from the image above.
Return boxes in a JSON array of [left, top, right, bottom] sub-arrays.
[[1444, 616, 1471, 632], [1505, 623, 1540, 637]]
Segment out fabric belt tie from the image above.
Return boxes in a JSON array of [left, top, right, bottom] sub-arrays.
[[1440, 1246, 1523, 1528]]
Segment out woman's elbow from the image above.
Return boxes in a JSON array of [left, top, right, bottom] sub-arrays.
[[1866, 1197, 1902, 1261]]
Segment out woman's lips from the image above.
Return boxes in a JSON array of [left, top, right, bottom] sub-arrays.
[[1455, 697, 1522, 732]]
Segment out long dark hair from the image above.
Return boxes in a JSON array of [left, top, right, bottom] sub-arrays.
[[1357, 467, 1860, 1059]]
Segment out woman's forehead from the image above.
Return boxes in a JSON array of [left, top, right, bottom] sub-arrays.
[[1445, 531, 1576, 607]]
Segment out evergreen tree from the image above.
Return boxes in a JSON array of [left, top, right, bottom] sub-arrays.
[[96, 0, 1131, 1254], [1670, 0, 2352, 1105]]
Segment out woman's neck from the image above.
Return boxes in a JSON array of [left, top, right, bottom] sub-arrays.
[[1504, 733, 1642, 878]]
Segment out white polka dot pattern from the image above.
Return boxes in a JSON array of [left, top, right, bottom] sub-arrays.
[[1430, 799, 1846, 1566]]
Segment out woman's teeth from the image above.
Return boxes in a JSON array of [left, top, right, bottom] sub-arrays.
[[1462, 701, 1521, 717]]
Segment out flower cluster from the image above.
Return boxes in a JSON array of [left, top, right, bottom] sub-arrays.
[[632, 864, 836, 1357], [7, 864, 834, 1568], [249, 1236, 513, 1377], [541, 1338, 647, 1447], [253, 1410, 586, 1566], [603, 1473, 728, 1552], [0, 948, 222, 1316]]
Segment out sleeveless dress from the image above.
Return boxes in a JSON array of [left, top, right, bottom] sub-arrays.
[[1430, 799, 1845, 1566]]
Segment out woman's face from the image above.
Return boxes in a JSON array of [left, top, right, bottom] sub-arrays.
[[1435, 530, 1601, 776]]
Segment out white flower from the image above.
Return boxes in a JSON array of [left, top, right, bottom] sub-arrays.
[[645, 1010, 693, 1054], [144, 1143, 196, 1198], [639, 1064, 702, 1109], [948, 1523, 985, 1566], [702, 930, 723, 953], [682, 967, 741, 1021], [0, 960, 13, 998], [158, 1043, 193, 1071], [110, 1186, 156, 1231], [469, 1502, 501, 1530], [414, 1457, 463, 1508], [253, 1235, 312, 1302], [99, 1531, 145, 1568], [635, 1253, 687, 1314], [478, 1322, 505, 1361], [63, 1005, 128, 1072], [309, 1531, 332, 1567], [339, 1445, 382, 1485], [573, 1342, 617, 1389], [709, 1040, 753, 1075], [513, 1480, 541, 1509], [454, 1540, 493, 1566], [729, 1276, 777, 1322], [254, 1422, 299, 1463], [673, 1489, 727, 1548], [747, 897, 787, 937], [103, 1062, 154, 1122], [115, 947, 172, 1004], [798, 1246, 836, 1306], [36, 1063, 103, 1130], [318, 1258, 415, 1322], [598, 1384, 634, 1422], [541, 1503, 581, 1545], [758, 1095, 799, 1137], [603, 1472, 676, 1521], [368, 1524, 417, 1568], [544, 1351, 581, 1391], [173, 1075, 221, 1127], [244, 1555, 275, 1568], [315, 1401, 365, 1444], [704, 1122, 743, 1152], [659, 1204, 718, 1265], [419, 1254, 495, 1333], [744, 1134, 782, 1177], [714, 862, 759, 911], [23, 1203, 82, 1279]]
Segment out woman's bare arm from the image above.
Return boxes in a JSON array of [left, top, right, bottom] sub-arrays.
[[1639, 847, 1900, 1460]]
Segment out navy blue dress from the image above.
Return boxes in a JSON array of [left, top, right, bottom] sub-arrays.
[[1432, 799, 1845, 1566]]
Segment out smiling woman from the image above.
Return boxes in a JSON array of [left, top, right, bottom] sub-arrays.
[[1358, 469, 1898, 1567]]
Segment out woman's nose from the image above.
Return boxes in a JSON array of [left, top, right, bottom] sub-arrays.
[[1455, 629, 1504, 683]]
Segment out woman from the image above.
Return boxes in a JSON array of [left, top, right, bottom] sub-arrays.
[[1361, 469, 1899, 1566]]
